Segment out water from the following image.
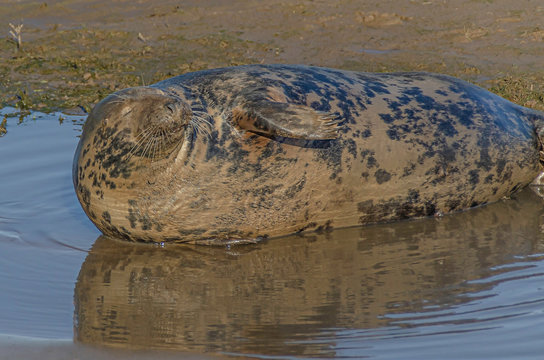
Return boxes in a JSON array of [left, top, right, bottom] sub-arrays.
[[1, 108, 543, 359]]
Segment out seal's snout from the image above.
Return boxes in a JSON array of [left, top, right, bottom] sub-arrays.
[[112, 86, 191, 132], [94, 86, 191, 161]]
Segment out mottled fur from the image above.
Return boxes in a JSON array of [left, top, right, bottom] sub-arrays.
[[73, 64, 544, 244]]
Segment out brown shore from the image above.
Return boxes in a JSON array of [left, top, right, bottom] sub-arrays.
[[1, 0, 544, 113]]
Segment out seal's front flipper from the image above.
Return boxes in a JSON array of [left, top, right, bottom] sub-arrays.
[[232, 101, 342, 140]]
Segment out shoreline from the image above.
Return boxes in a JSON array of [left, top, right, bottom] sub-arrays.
[[1, 0, 544, 112]]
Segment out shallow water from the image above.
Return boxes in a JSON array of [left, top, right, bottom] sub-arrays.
[[1, 109, 544, 359]]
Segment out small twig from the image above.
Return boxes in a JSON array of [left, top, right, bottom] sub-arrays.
[[8, 22, 23, 50], [137, 32, 148, 43]]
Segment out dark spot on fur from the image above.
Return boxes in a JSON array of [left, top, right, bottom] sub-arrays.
[[127, 199, 137, 229], [205, 129, 227, 162], [285, 175, 307, 197], [367, 156, 377, 168], [448, 84, 462, 94], [407, 189, 420, 202], [345, 138, 357, 158], [402, 163, 416, 177], [226, 140, 251, 174], [424, 202, 436, 216], [468, 169, 480, 185], [311, 100, 331, 112], [357, 200, 373, 213], [92, 127, 133, 179], [77, 185, 91, 207], [375, 169, 391, 184], [315, 140, 343, 180], [357, 196, 436, 223], [476, 135, 493, 171], [484, 174, 494, 183], [141, 216, 152, 230], [379, 113, 395, 124], [386, 128, 401, 141], [446, 198, 461, 211], [447, 103, 474, 127], [437, 120, 458, 137], [496, 158, 506, 176]]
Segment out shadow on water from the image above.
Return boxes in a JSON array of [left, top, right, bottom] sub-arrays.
[[74, 188, 544, 358]]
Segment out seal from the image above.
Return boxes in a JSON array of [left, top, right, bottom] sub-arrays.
[[73, 64, 544, 244]]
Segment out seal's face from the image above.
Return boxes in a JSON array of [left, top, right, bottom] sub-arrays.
[[88, 87, 191, 161], [73, 86, 192, 240]]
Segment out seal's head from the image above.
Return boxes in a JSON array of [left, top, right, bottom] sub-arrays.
[[80, 86, 191, 161], [73, 86, 192, 240]]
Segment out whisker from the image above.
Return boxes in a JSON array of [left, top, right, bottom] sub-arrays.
[[152, 136, 159, 161], [141, 128, 157, 159], [158, 129, 165, 158], [190, 111, 214, 139], [191, 118, 210, 138], [128, 127, 154, 160]]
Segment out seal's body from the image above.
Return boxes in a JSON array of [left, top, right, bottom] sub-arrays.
[[73, 65, 544, 244]]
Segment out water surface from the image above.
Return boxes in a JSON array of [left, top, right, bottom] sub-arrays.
[[0, 109, 543, 359]]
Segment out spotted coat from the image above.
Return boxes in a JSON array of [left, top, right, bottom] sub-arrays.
[[73, 64, 544, 243]]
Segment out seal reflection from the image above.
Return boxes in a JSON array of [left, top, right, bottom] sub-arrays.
[[74, 188, 544, 357]]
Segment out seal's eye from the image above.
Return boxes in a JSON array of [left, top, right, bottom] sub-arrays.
[[121, 106, 133, 117]]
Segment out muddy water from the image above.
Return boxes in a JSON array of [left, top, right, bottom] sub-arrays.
[[1, 110, 544, 359]]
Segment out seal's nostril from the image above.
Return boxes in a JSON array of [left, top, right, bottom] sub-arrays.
[[166, 103, 175, 113]]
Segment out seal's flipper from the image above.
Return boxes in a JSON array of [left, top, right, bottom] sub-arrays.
[[232, 101, 342, 140]]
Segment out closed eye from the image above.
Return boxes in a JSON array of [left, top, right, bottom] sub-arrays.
[[122, 107, 134, 117]]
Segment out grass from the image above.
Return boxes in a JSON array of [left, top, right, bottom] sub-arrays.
[[489, 75, 544, 111], [0, 26, 267, 113], [1, 21, 544, 115]]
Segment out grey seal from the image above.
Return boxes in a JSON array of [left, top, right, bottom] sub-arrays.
[[72, 64, 544, 244]]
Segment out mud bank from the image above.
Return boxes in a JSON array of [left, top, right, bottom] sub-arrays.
[[1, 0, 544, 113]]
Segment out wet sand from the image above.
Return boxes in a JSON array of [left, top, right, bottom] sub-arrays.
[[1, 0, 544, 113]]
